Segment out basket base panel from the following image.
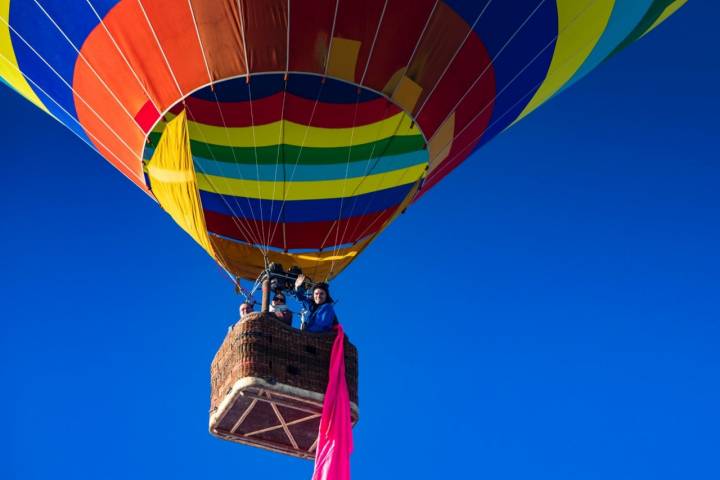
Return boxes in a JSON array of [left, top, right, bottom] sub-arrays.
[[211, 385, 324, 459]]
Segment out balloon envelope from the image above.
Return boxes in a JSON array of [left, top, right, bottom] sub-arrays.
[[0, 0, 686, 280]]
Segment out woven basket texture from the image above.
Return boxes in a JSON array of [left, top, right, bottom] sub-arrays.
[[210, 312, 359, 412]]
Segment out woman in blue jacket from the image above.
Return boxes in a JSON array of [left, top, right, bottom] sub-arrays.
[[294, 274, 337, 333]]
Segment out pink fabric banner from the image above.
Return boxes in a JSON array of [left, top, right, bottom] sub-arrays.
[[312, 324, 353, 480]]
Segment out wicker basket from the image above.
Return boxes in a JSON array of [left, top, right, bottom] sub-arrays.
[[209, 312, 359, 459]]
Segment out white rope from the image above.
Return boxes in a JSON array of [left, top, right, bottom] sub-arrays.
[[0, 51, 145, 185], [386, 0, 440, 100], [187, 0, 268, 253], [426, 0, 549, 149], [135, 0, 268, 252], [84, 0, 161, 113], [285, 0, 291, 73], [270, 0, 290, 250], [325, 104, 408, 277], [245, 81, 268, 253], [338, 0, 553, 248], [206, 87, 269, 251], [234, 0, 268, 253], [0, 14, 142, 159], [326, 96, 361, 259], [188, 1, 269, 254], [186, 0, 214, 86], [236, 0, 252, 78], [266, 80, 289, 251], [322, 0, 341, 76], [34, 0, 146, 137], [265, 0, 291, 251], [183, 106, 270, 253], [136, 0, 183, 96], [265, 80, 324, 253], [425, 0, 603, 185], [414, 0, 495, 117], [327, 2, 392, 266], [359, 0, 388, 85], [331, 116, 417, 262]]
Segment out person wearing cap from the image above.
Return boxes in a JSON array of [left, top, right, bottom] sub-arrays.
[[269, 292, 293, 326], [294, 274, 337, 333]]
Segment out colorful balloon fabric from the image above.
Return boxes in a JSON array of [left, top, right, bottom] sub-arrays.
[[0, 0, 686, 281]]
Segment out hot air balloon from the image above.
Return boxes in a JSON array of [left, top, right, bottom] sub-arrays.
[[0, 0, 686, 460]]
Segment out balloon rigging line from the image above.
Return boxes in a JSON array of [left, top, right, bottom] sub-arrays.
[[94, 0, 266, 272], [183, 107, 269, 254], [326, 108, 406, 277], [325, 86, 363, 271], [0, 15, 143, 161], [285, 0, 291, 73], [245, 81, 268, 254], [414, 0, 495, 118], [342, 0, 557, 247], [336, 146, 417, 257], [358, 0, 388, 86], [188, 1, 269, 257], [284, 0, 340, 280], [329, 1, 496, 267], [186, 0, 214, 88], [84, 0, 161, 113], [173, 87, 266, 249], [386, 0, 440, 102], [34, 0, 147, 138], [1, 0, 619, 285], [425, 0, 601, 184], [331, 0, 440, 269], [236, 0, 269, 254], [266, 80, 289, 252], [425, 0, 588, 166], [427, 0, 608, 186], [329, 0, 444, 260], [134, 0, 268, 253], [207, 91, 269, 253], [328, 0, 390, 269], [328, 0, 502, 267], [136, 0, 183, 97], [0, 52, 146, 186], [133, 0, 273, 264], [339, 119, 411, 240], [237, 0, 252, 84], [264, 82, 326, 263], [186, 109, 264, 255], [426, 0, 548, 155], [145, 4, 269, 257], [203, 81, 268, 252], [322, 0, 341, 78], [320, 110, 360, 260], [141, 9, 269, 253], [266, 2, 291, 254]]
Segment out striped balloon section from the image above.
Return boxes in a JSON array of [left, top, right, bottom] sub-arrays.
[[0, 0, 686, 281]]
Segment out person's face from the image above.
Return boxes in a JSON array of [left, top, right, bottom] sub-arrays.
[[272, 295, 285, 306], [240, 304, 252, 316], [313, 288, 327, 305]]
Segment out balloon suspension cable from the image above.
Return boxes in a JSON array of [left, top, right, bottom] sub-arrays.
[[233, 277, 255, 303], [256, 263, 329, 302], [218, 263, 254, 303]]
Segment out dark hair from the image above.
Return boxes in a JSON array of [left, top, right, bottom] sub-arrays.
[[312, 282, 334, 304]]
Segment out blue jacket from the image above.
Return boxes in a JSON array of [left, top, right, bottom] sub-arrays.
[[296, 288, 337, 333]]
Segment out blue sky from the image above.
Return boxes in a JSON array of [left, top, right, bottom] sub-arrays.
[[2, 3, 719, 479]]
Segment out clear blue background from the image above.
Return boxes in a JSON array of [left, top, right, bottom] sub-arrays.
[[2, 4, 719, 479]]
